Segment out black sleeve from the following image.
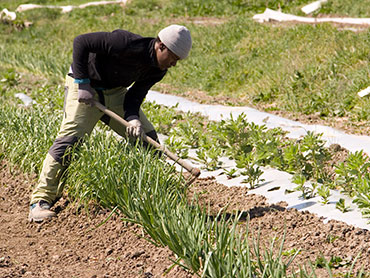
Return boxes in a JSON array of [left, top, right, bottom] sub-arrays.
[[123, 72, 166, 119], [72, 30, 132, 79]]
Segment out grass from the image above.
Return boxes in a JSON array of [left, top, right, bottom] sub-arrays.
[[0, 102, 60, 173], [318, 1, 370, 17], [2, 0, 370, 126]]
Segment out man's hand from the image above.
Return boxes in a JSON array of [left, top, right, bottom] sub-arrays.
[[126, 115, 143, 137], [78, 83, 96, 106]]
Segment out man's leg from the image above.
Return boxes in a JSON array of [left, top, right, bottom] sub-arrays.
[[29, 75, 103, 222]]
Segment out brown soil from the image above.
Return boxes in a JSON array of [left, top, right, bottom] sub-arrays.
[[189, 178, 370, 276], [0, 161, 195, 278], [1, 153, 370, 277]]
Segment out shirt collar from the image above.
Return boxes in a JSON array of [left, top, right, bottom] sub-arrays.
[[147, 38, 167, 73], [148, 38, 159, 68]]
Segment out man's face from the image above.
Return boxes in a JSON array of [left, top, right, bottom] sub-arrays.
[[156, 43, 180, 70]]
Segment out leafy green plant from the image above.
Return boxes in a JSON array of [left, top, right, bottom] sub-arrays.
[[171, 121, 203, 148], [241, 165, 265, 189], [222, 168, 239, 179], [336, 198, 351, 213], [165, 135, 189, 159], [282, 248, 301, 257], [282, 143, 305, 174], [143, 101, 184, 135], [281, 132, 332, 184], [325, 234, 339, 244], [195, 146, 223, 171], [0, 68, 19, 95], [317, 184, 331, 205], [214, 113, 254, 154], [290, 174, 317, 200], [0, 68, 19, 87], [315, 255, 346, 269], [354, 190, 370, 220], [300, 131, 331, 182], [335, 151, 370, 197]]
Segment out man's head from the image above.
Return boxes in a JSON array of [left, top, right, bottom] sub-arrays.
[[155, 24, 192, 70]]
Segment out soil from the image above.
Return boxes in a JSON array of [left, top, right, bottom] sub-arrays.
[[1, 149, 370, 278], [0, 160, 195, 278]]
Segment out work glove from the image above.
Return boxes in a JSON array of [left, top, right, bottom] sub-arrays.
[[77, 83, 96, 106], [126, 115, 143, 137]]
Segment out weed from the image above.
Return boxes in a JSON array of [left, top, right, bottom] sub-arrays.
[[326, 234, 339, 244]]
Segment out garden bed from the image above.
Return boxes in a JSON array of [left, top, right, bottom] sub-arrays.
[[1, 159, 370, 277]]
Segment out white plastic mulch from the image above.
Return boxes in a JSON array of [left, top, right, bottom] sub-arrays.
[[147, 90, 370, 230], [253, 8, 370, 26], [0, 0, 127, 21]]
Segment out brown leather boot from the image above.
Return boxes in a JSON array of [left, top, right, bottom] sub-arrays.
[[28, 200, 56, 222]]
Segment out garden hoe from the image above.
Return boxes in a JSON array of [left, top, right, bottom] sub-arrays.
[[93, 100, 201, 185]]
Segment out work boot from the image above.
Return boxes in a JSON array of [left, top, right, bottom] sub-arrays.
[[28, 200, 56, 222]]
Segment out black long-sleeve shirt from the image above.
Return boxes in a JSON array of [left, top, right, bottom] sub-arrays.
[[71, 29, 167, 119]]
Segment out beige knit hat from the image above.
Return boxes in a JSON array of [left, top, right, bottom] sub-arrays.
[[158, 24, 192, 60]]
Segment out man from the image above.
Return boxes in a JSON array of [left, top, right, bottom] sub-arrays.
[[28, 24, 192, 222]]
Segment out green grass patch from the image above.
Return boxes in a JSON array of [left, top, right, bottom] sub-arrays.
[[2, 1, 370, 123]]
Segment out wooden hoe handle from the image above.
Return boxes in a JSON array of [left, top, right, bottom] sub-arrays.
[[93, 101, 201, 178]]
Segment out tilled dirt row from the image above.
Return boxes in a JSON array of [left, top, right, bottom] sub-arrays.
[[1, 160, 369, 278], [0, 161, 194, 278], [189, 178, 370, 276]]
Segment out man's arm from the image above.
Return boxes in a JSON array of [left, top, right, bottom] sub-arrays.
[[123, 73, 165, 120], [124, 78, 161, 137]]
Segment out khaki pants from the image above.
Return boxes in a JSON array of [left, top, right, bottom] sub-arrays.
[[30, 75, 155, 205]]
